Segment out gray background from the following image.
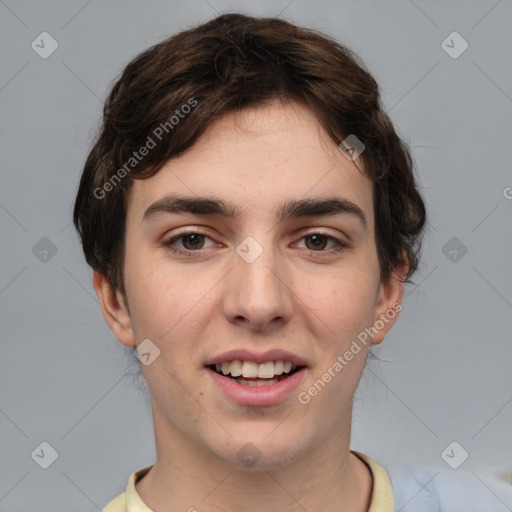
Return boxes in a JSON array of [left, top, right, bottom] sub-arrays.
[[1, 0, 511, 510]]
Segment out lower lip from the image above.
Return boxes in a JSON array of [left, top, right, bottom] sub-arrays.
[[205, 367, 307, 407]]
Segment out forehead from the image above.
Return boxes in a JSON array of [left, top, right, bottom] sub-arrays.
[[126, 100, 374, 228]]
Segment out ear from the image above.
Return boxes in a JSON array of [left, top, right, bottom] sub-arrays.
[[370, 254, 408, 346], [92, 270, 135, 347]]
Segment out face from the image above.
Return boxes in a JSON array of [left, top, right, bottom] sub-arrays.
[[95, 100, 404, 470]]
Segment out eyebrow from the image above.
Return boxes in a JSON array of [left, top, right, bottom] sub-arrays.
[[142, 194, 367, 231]]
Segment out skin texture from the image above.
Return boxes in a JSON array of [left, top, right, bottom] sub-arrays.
[[93, 99, 406, 512]]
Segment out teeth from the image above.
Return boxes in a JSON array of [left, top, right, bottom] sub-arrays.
[[257, 361, 274, 378], [274, 360, 284, 375], [235, 377, 279, 386], [229, 360, 243, 377], [242, 361, 258, 378], [213, 360, 298, 379]]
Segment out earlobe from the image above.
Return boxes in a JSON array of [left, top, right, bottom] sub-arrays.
[[370, 257, 408, 346], [92, 271, 136, 347]]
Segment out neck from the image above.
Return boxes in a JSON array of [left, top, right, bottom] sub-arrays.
[[135, 404, 373, 512]]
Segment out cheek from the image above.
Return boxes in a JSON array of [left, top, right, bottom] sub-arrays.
[[124, 250, 220, 347], [123, 248, 180, 339], [297, 274, 377, 416], [300, 266, 378, 342]]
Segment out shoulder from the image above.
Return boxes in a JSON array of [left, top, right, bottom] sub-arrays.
[[387, 463, 512, 512], [102, 491, 127, 512]]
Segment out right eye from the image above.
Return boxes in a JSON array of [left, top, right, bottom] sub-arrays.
[[161, 231, 217, 256]]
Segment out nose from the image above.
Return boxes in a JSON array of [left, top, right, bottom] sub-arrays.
[[222, 242, 293, 333]]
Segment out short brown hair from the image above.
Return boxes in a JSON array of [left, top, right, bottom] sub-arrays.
[[73, 13, 426, 297]]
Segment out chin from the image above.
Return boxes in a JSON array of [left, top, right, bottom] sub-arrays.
[[214, 436, 309, 471]]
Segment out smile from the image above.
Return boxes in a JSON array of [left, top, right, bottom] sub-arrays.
[[205, 363, 307, 406], [210, 360, 301, 385]]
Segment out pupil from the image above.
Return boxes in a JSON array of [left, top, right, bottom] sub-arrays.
[[184, 234, 204, 249], [307, 235, 326, 250]]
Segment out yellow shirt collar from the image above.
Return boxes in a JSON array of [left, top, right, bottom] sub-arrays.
[[353, 451, 394, 512], [105, 451, 393, 512]]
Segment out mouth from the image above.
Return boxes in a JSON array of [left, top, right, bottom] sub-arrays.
[[203, 349, 309, 406], [207, 360, 305, 386]]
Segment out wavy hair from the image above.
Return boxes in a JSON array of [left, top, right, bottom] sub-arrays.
[[73, 13, 426, 297]]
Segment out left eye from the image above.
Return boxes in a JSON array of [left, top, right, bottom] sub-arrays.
[[297, 233, 345, 251]]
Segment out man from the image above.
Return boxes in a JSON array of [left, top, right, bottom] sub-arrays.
[[74, 12, 511, 512]]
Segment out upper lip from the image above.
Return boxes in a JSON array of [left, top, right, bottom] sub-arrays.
[[204, 349, 308, 367]]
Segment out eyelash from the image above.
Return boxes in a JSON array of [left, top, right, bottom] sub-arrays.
[[161, 230, 351, 257]]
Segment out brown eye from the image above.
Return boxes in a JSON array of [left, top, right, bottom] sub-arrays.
[[297, 232, 350, 255], [181, 233, 205, 250], [162, 231, 215, 255], [304, 234, 329, 250]]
